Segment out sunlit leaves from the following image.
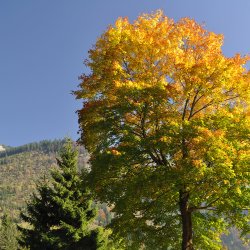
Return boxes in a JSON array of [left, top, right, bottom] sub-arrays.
[[75, 10, 250, 249]]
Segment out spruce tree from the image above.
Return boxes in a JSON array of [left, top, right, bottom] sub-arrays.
[[19, 140, 110, 250], [18, 183, 57, 249], [0, 213, 19, 250]]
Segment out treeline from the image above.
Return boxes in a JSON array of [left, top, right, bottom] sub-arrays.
[[0, 139, 67, 160]]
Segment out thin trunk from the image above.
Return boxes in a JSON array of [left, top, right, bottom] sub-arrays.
[[180, 107, 193, 249], [179, 190, 193, 250]]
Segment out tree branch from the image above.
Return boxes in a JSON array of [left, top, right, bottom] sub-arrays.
[[182, 98, 190, 121], [189, 100, 214, 118], [188, 87, 202, 120], [190, 197, 220, 212]]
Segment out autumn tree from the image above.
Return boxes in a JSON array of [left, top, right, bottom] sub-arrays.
[[75, 11, 250, 250]]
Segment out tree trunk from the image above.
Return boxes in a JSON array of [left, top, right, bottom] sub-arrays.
[[179, 190, 193, 250]]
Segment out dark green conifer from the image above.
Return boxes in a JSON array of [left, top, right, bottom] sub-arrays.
[[19, 140, 110, 250], [18, 183, 56, 249]]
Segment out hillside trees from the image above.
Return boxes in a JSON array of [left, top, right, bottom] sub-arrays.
[[0, 213, 19, 250], [0, 139, 67, 158], [19, 141, 111, 250], [74, 11, 250, 249]]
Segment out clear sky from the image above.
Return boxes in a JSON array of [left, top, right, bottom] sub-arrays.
[[1, 0, 250, 146]]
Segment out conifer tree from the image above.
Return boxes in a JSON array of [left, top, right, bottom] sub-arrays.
[[0, 213, 19, 250], [19, 140, 111, 250]]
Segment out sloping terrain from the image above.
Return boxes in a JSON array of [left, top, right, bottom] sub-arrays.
[[0, 140, 88, 218]]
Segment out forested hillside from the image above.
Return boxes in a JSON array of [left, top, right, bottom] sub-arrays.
[[0, 139, 88, 219]]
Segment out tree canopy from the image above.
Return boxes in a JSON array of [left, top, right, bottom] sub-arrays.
[[75, 11, 250, 249]]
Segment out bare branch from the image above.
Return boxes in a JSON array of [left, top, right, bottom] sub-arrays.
[[222, 95, 240, 103], [190, 197, 220, 212], [189, 100, 214, 118], [182, 98, 190, 121], [188, 86, 202, 120]]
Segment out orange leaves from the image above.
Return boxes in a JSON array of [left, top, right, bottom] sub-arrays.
[[109, 149, 122, 156], [75, 9, 250, 166]]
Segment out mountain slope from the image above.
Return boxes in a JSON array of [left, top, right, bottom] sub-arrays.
[[0, 139, 88, 218]]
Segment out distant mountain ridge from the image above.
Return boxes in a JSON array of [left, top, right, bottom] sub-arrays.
[[0, 139, 67, 160]]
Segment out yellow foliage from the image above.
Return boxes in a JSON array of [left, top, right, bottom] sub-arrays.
[[75, 10, 250, 249]]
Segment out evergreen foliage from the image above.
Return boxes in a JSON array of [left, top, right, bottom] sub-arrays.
[[18, 141, 110, 250], [0, 213, 19, 250]]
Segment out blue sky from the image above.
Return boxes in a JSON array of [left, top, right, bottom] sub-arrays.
[[1, 1, 250, 146]]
